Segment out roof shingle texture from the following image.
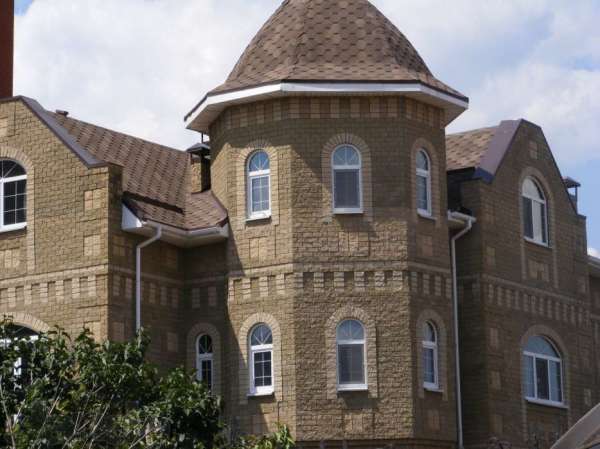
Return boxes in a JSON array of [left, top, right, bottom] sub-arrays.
[[211, 0, 466, 101], [446, 126, 498, 171], [51, 112, 227, 231]]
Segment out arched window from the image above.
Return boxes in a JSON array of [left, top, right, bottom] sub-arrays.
[[196, 334, 213, 390], [336, 319, 367, 390], [422, 321, 439, 389], [523, 336, 563, 404], [249, 324, 273, 395], [0, 325, 38, 378], [0, 160, 27, 232], [416, 150, 432, 216], [522, 177, 548, 245], [247, 151, 271, 219], [332, 145, 362, 213]]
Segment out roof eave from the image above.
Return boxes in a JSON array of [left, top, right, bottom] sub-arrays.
[[185, 81, 469, 134], [122, 205, 229, 248]]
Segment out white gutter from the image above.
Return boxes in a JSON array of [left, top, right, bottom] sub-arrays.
[[135, 224, 162, 332], [448, 210, 477, 449], [122, 205, 228, 248]]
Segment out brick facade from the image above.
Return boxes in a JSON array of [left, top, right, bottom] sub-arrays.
[[1, 1, 598, 446]]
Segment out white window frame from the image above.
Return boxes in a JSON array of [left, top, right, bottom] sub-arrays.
[[0, 160, 27, 233], [523, 339, 564, 407], [416, 150, 432, 217], [196, 334, 213, 391], [246, 151, 271, 220], [422, 321, 439, 390], [332, 145, 363, 215], [336, 320, 368, 392], [522, 177, 548, 246], [248, 324, 274, 396]]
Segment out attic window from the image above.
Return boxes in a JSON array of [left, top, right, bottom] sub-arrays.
[[522, 177, 548, 245], [0, 160, 27, 232]]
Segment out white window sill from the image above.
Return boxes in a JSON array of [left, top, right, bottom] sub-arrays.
[[337, 384, 368, 392], [333, 208, 363, 215], [424, 385, 443, 393], [524, 237, 551, 249], [248, 389, 274, 398], [418, 211, 435, 221], [246, 213, 272, 222], [0, 223, 27, 233], [525, 397, 568, 409]]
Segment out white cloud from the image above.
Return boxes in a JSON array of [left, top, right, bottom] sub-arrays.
[[589, 247, 600, 258], [453, 62, 600, 166], [12, 0, 600, 165]]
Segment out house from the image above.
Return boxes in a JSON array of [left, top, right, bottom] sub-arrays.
[[0, 1, 598, 448]]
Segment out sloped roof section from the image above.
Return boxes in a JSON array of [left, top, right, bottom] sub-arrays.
[[51, 113, 227, 231], [446, 126, 498, 171], [211, 0, 466, 101]]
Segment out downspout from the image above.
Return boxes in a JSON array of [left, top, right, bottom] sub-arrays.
[[135, 225, 162, 332], [449, 211, 476, 449]]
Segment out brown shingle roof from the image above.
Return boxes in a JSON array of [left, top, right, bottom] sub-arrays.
[[211, 0, 466, 101], [446, 126, 498, 171], [51, 112, 227, 231]]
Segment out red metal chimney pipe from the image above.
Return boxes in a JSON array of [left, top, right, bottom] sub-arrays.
[[0, 0, 15, 98]]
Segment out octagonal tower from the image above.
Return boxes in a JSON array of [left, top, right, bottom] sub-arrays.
[[186, 0, 468, 447]]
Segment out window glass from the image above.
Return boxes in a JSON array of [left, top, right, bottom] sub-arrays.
[[0, 160, 27, 229], [416, 150, 431, 215], [247, 151, 270, 217], [332, 146, 361, 211], [250, 324, 274, 394], [336, 320, 366, 388], [196, 334, 213, 389], [523, 336, 562, 404], [522, 177, 548, 244]]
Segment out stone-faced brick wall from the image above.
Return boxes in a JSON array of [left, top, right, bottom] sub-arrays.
[[208, 95, 457, 447], [455, 121, 593, 449], [0, 98, 110, 339]]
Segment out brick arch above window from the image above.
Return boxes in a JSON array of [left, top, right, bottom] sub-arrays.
[[0, 145, 35, 272], [234, 140, 280, 231], [5, 312, 50, 333], [416, 309, 449, 401], [325, 305, 378, 399], [237, 312, 282, 404], [187, 322, 222, 397], [322, 133, 373, 223], [410, 138, 442, 226]]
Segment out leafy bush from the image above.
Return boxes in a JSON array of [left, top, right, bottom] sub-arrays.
[[0, 319, 293, 449]]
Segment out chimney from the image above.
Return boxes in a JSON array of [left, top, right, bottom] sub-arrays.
[[0, 0, 14, 98]]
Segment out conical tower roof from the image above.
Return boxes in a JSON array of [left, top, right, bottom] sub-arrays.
[[186, 0, 468, 132], [211, 0, 464, 100]]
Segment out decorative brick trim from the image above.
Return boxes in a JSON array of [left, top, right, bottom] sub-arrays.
[[187, 322, 222, 397], [416, 309, 449, 401], [3, 311, 50, 333], [238, 313, 282, 404], [321, 133, 373, 223], [234, 140, 280, 230], [0, 144, 35, 272], [210, 97, 443, 140], [325, 306, 378, 399]]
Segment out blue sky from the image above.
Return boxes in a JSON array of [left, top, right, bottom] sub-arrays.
[[11, 0, 600, 251]]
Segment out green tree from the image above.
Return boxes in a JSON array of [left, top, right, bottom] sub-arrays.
[[0, 319, 293, 449]]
